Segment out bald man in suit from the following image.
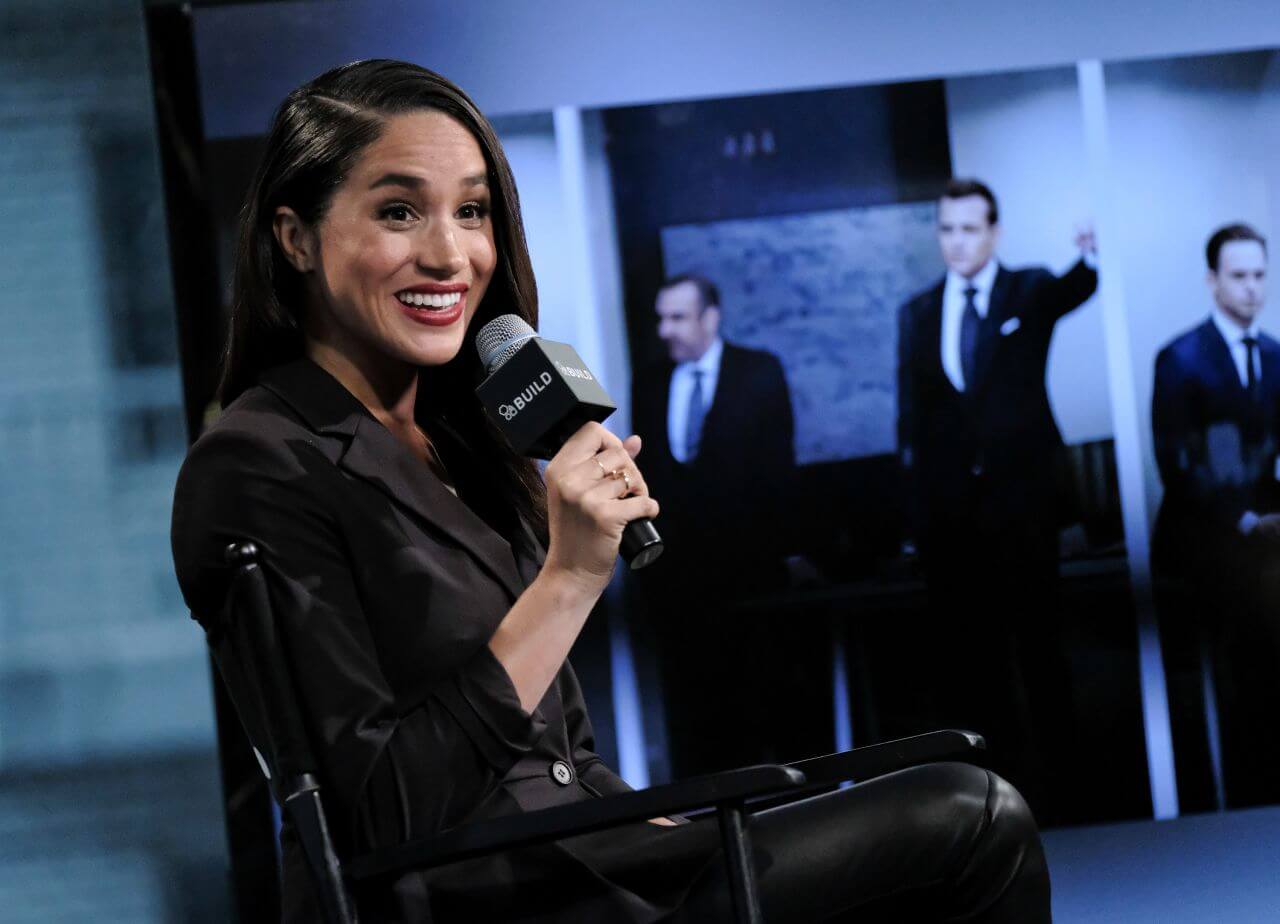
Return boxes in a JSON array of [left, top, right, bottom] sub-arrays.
[[633, 274, 796, 596], [631, 274, 812, 779]]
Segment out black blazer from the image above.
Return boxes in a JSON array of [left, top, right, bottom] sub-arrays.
[[631, 342, 796, 587], [1151, 319, 1280, 577], [171, 358, 707, 922], [896, 259, 1097, 543]]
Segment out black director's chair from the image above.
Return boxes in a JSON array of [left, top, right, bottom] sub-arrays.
[[213, 541, 986, 924]]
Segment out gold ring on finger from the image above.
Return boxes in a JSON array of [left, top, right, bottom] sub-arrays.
[[594, 457, 608, 478]]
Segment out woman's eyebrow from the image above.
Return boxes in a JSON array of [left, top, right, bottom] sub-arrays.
[[368, 172, 488, 190], [369, 172, 424, 191]]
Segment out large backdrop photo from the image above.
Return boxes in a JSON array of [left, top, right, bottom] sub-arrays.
[[600, 65, 1146, 829]]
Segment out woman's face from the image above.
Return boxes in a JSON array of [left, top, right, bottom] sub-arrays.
[[283, 109, 498, 371]]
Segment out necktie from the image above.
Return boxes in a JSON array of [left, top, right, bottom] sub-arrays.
[[959, 285, 981, 391], [1243, 336, 1260, 398], [1242, 336, 1264, 444], [685, 370, 707, 462]]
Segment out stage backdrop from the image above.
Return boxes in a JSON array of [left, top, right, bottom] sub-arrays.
[[660, 201, 938, 463]]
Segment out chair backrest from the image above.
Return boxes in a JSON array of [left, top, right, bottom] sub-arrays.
[[213, 541, 357, 924]]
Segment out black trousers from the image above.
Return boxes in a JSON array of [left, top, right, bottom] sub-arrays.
[[1156, 554, 1280, 811], [666, 761, 1049, 923], [362, 761, 1048, 922], [916, 523, 1077, 827]]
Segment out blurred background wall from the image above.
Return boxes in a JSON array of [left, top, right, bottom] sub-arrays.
[[0, 0, 228, 920], [190, 0, 1280, 139]]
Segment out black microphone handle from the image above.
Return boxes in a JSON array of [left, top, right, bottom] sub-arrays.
[[621, 517, 664, 570]]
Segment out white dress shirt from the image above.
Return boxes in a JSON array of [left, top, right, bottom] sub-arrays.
[[940, 258, 1000, 392], [1210, 307, 1262, 389], [667, 337, 724, 463]]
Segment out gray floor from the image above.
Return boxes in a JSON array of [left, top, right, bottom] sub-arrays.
[[1045, 805, 1280, 922]]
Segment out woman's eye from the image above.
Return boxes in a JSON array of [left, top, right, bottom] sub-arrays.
[[457, 202, 489, 222], [381, 203, 416, 223]]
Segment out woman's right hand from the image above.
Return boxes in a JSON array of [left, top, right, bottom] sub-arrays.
[[542, 422, 659, 595]]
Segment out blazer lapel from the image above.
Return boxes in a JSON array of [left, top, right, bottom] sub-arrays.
[[1259, 333, 1280, 404], [920, 283, 947, 387], [261, 359, 525, 602], [698, 344, 736, 447], [339, 418, 525, 601], [1202, 320, 1250, 403]]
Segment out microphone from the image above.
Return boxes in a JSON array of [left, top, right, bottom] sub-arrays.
[[475, 315, 664, 569]]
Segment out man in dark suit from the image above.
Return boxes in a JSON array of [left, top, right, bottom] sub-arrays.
[[896, 178, 1098, 823], [1151, 222, 1280, 810], [633, 273, 796, 592], [630, 274, 810, 778]]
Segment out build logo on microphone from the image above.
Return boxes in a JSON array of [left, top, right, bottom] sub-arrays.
[[554, 362, 594, 381], [498, 371, 554, 420]]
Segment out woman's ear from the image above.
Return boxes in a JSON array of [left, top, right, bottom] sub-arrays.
[[273, 206, 317, 273]]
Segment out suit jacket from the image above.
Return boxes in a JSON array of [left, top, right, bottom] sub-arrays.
[[631, 342, 796, 593], [897, 259, 1097, 553], [1151, 319, 1280, 578], [171, 358, 709, 923]]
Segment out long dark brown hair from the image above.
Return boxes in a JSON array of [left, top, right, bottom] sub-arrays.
[[222, 59, 546, 538]]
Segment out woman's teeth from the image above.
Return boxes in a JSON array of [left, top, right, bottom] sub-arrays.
[[396, 291, 462, 308]]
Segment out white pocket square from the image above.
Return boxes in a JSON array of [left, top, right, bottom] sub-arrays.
[[1000, 317, 1022, 336]]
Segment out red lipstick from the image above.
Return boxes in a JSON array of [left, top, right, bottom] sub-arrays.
[[398, 298, 464, 326], [393, 284, 468, 327]]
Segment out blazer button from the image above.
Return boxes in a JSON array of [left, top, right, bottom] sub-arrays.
[[550, 760, 574, 786]]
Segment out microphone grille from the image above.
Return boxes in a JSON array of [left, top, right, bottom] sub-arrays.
[[476, 314, 538, 374]]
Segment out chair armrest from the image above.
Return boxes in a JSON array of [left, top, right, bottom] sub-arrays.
[[785, 729, 985, 787], [347, 763, 806, 881]]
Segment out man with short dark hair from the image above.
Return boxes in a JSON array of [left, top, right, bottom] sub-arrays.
[[941, 177, 1000, 225], [896, 178, 1098, 823], [1151, 222, 1280, 809]]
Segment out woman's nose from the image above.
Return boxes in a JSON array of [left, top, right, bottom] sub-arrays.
[[415, 224, 467, 277]]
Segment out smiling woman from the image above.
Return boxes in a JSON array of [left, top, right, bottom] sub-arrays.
[[170, 59, 1051, 923], [272, 112, 494, 373]]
